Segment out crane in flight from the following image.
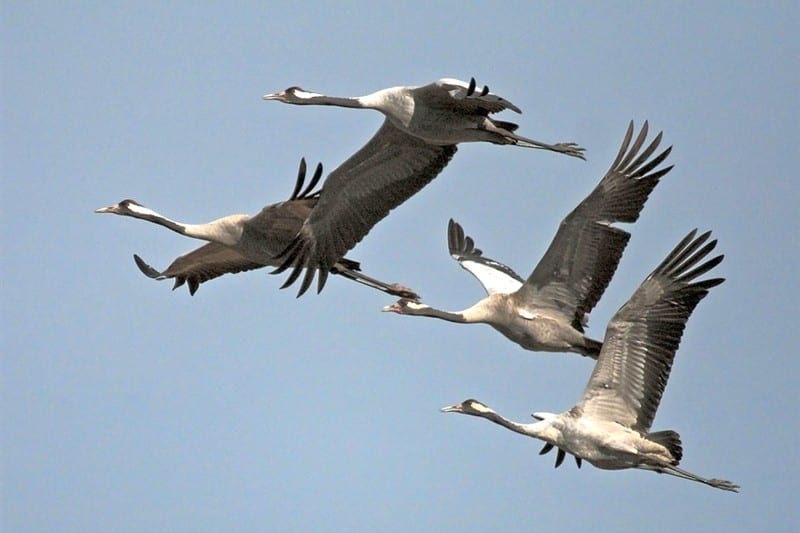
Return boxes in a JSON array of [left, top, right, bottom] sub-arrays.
[[96, 158, 418, 298], [263, 77, 585, 296], [442, 230, 739, 492], [384, 121, 671, 358]]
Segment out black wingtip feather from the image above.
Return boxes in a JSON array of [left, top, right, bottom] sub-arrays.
[[289, 158, 307, 200], [609, 120, 636, 170], [316, 268, 329, 294], [272, 239, 303, 273], [300, 162, 323, 199], [133, 254, 163, 279], [617, 120, 649, 170], [297, 267, 316, 297], [280, 265, 304, 290], [625, 131, 663, 173], [554, 449, 566, 468]]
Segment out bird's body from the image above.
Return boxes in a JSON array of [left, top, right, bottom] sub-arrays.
[[263, 77, 585, 296], [96, 159, 418, 298], [396, 294, 599, 355], [442, 230, 739, 492], [384, 122, 672, 358], [264, 78, 583, 149]]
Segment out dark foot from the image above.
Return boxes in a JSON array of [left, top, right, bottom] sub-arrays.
[[388, 283, 420, 301], [554, 142, 586, 160]]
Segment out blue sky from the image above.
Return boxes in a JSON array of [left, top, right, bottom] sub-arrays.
[[3, 2, 798, 532]]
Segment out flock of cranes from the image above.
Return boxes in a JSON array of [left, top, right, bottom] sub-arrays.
[[97, 77, 738, 493]]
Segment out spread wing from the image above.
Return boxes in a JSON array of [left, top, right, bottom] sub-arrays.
[[575, 230, 725, 432], [273, 120, 457, 296], [447, 219, 524, 295], [511, 121, 672, 331], [133, 159, 324, 296], [133, 245, 264, 295]]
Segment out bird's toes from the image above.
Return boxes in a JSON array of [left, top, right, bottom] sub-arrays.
[[555, 143, 587, 160], [391, 283, 421, 301]]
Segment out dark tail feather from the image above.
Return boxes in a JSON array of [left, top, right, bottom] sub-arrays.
[[580, 337, 603, 359], [338, 257, 361, 271], [648, 430, 683, 464], [493, 119, 520, 132]]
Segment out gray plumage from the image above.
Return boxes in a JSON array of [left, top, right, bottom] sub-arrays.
[[263, 77, 585, 297], [442, 230, 739, 492], [384, 121, 672, 358], [96, 159, 418, 298]]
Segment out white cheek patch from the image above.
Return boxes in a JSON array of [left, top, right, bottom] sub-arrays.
[[126, 203, 160, 217], [471, 402, 493, 414], [296, 90, 323, 100]]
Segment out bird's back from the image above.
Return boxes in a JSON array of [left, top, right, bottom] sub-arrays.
[[241, 197, 318, 263]]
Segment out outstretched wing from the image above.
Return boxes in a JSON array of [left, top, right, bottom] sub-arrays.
[[134, 245, 265, 295], [511, 121, 672, 330], [576, 230, 725, 432], [273, 120, 457, 296], [132, 158, 325, 296], [447, 219, 524, 295]]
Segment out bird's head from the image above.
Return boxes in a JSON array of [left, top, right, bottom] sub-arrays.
[[95, 199, 146, 216], [441, 399, 494, 417], [381, 298, 428, 314], [262, 86, 322, 104]]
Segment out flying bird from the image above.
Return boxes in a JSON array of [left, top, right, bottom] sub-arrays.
[[441, 230, 739, 492], [95, 158, 418, 298], [384, 121, 672, 358], [263, 77, 586, 297]]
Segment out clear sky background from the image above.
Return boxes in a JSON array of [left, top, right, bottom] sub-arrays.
[[3, 3, 798, 532]]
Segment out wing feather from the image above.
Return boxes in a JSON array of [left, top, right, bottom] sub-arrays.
[[133, 245, 264, 295], [512, 121, 673, 330], [447, 219, 524, 295], [273, 120, 457, 296], [576, 230, 725, 432], [132, 159, 327, 296]]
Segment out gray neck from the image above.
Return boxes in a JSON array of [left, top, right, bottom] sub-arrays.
[[302, 94, 366, 109], [405, 304, 469, 323], [127, 210, 187, 236], [477, 410, 542, 439], [122, 207, 244, 247]]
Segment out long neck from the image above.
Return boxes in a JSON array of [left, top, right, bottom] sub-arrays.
[[123, 205, 244, 246], [299, 94, 367, 109], [477, 410, 548, 440], [127, 208, 186, 236], [417, 299, 502, 325], [402, 303, 470, 323]]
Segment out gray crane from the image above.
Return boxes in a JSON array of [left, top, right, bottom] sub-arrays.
[[95, 158, 417, 298], [384, 121, 672, 358], [442, 229, 739, 492], [262, 77, 585, 296]]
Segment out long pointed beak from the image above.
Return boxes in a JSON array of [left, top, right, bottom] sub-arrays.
[[262, 92, 282, 101], [381, 303, 398, 312], [95, 206, 115, 214], [440, 404, 461, 413]]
